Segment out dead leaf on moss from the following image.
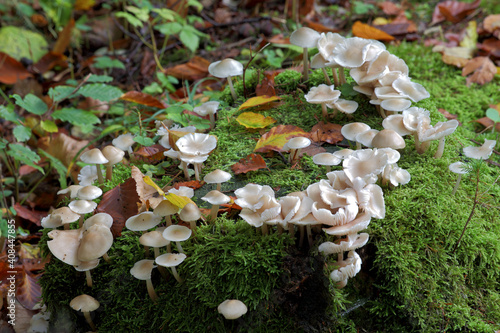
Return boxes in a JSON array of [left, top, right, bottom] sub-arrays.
[[130, 166, 163, 209], [254, 125, 309, 153], [352, 21, 395, 42], [431, 0, 481, 25], [438, 108, 459, 122], [236, 112, 276, 129], [133, 144, 167, 164], [120, 91, 166, 109], [475, 117, 500, 132], [255, 71, 277, 96], [173, 180, 203, 190], [483, 14, 500, 33], [462, 56, 497, 86], [12, 204, 45, 226], [310, 122, 344, 145], [163, 56, 210, 81], [231, 153, 268, 175], [0, 52, 33, 84], [238, 95, 281, 111]]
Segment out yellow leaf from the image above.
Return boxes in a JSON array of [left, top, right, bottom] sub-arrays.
[[236, 112, 276, 129], [373, 17, 390, 25], [352, 21, 395, 42], [143, 176, 165, 196], [459, 21, 477, 50], [143, 176, 194, 209], [238, 95, 281, 111], [254, 124, 309, 153], [74, 0, 96, 10]]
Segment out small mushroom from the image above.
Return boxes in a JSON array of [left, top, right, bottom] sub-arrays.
[[304, 84, 341, 119], [204, 169, 232, 191], [69, 294, 100, 330], [463, 139, 496, 160], [139, 230, 170, 259], [41, 207, 80, 230], [77, 185, 103, 201], [69, 199, 98, 227], [341, 122, 371, 149], [289, 27, 320, 81], [112, 133, 135, 155], [155, 253, 186, 283], [285, 137, 311, 165], [130, 259, 159, 302], [449, 162, 469, 195], [312, 153, 341, 173], [57, 185, 83, 199], [125, 212, 163, 232], [153, 200, 178, 227], [162, 225, 192, 254], [193, 101, 220, 130], [371, 129, 406, 150], [201, 190, 231, 221], [77, 223, 113, 263], [217, 299, 248, 320], [74, 259, 99, 287], [80, 148, 108, 185], [102, 145, 125, 181], [208, 58, 243, 101], [419, 120, 459, 158], [178, 203, 201, 231]]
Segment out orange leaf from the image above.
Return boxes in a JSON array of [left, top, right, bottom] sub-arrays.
[[17, 271, 41, 310], [231, 153, 268, 175], [438, 108, 460, 122], [255, 71, 277, 97], [33, 52, 67, 74], [164, 56, 210, 81], [309, 122, 343, 144], [254, 124, 309, 153], [303, 20, 340, 33], [53, 18, 75, 54], [236, 112, 276, 129], [352, 21, 395, 42], [431, 0, 481, 25], [484, 14, 500, 33], [133, 144, 167, 163], [238, 95, 281, 111], [462, 57, 497, 86], [0, 52, 33, 84], [96, 177, 141, 237], [120, 91, 166, 109]]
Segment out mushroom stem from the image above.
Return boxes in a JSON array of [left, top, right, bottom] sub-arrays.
[[321, 68, 332, 85], [106, 165, 113, 181], [144, 245, 150, 257], [302, 47, 309, 81], [227, 76, 237, 101], [189, 220, 196, 231], [417, 141, 431, 154], [306, 225, 313, 248], [338, 67, 346, 85], [325, 165, 332, 173], [434, 137, 446, 159], [175, 241, 185, 254], [180, 161, 190, 180], [194, 163, 201, 181], [216, 183, 222, 191], [78, 215, 84, 228], [331, 67, 339, 87], [85, 270, 93, 288], [288, 223, 295, 239], [413, 132, 421, 151], [83, 311, 97, 331], [452, 174, 463, 195], [289, 148, 302, 165], [355, 142, 361, 150], [102, 253, 111, 263], [95, 165, 104, 185], [209, 204, 219, 221], [298, 225, 305, 247], [165, 215, 172, 227], [277, 224, 283, 235], [321, 103, 328, 119], [146, 278, 159, 302], [170, 267, 183, 283], [209, 113, 216, 130], [261, 223, 268, 236], [153, 247, 160, 259]]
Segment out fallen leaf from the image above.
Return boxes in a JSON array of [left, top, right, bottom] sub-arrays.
[[133, 145, 167, 164], [236, 112, 276, 129], [12, 204, 45, 226], [131, 166, 162, 209], [52, 18, 74, 54], [477, 38, 500, 58], [255, 71, 277, 96], [74, 0, 96, 10], [31, 14, 48, 27], [238, 95, 281, 111], [309, 121, 343, 144], [16, 271, 41, 310], [96, 177, 140, 237], [431, 0, 481, 25], [484, 14, 500, 33], [173, 180, 203, 190], [254, 124, 309, 153], [370, 23, 410, 38], [167, 129, 191, 151], [303, 20, 340, 33], [120, 91, 167, 109], [0, 52, 32, 84], [459, 21, 478, 50], [438, 108, 459, 122], [267, 34, 290, 44], [163, 56, 210, 81], [378, 1, 402, 15], [231, 153, 268, 175], [462, 56, 497, 86], [32, 52, 67, 75], [352, 21, 395, 42], [475, 117, 500, 132]]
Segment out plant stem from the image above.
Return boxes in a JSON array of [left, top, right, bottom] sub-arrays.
[[19, 164, 51, 206]]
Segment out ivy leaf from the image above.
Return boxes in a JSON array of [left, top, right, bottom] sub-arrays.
[[78, 83, 123, 102], [51, 108, 100, 126], [13, 125, 32, 142], [6, 144, 44, 174], [12, 94, 48, 115], [38, 150, 67, 188], [41, 120, 58, 133]]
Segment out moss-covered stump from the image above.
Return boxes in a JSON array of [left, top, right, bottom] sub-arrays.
[[40, 42, 500, 332]]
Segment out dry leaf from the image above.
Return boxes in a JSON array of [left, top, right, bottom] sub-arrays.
[[32, 52, 67, 74], [130, 166, 162, 209], [164, 56, 210, 81], [438, 108, 460, 122], [53, 18, 74, 54], [12, 204, 45, 226], [303, 20, 340, 33], [231, 153, 268, 175], [255, 71, 277, 97], [254, 125, 309, 153], [133, 145, 167, 164], [238, 95, 281, 111], [0, 52, 33, 84], [96, 177, 140, 237], [16, 271, 41, 310], [431, 0, 481, 25], [236, 112, 276, 129], [462, 56, 497, 86], [309, 122, 343, 144], [484, 14, 500, 33], [173, 180, 203, 190], [120, 91, 166, 109], [352, 21, 395, 42], [475, 117, 500, 132], [378, 1, 402, 15]]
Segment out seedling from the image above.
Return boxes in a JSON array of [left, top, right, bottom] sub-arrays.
[[485, 107, 500, 133]]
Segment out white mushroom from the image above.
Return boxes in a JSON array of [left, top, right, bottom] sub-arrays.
[[208, 59, 243, 101]]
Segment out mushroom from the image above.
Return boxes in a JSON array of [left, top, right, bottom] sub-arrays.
[[204, 169, 232, 191], [371, 129, 406, 150], [74, 259, 99, 287], [355, 129, 379, 148], [76, 185, 103, 201], [419, 120, 459, 158], [130, 259, 159, 302], [83, 213, 113, 230], [310, 53, 333, 85], [449, 162, 469, 195], [304, 84, 341, 119], [41, 207, 80, 230], [139, 230, 170, 259], [77, 223, 113, 263], [217, 299, 248, 320], [178, 203, 201, 231], [155, 252, 186, 283], [101, 145, 125, 181], [312, 153, 341, 173], [162, 225, 192, 254], [285, 137, 311, 165], [153, 200, 178, 227], [69, 199, 98, 227], [57, 185, 83, 199], [208, 58, 243, 101], [330, 99, 358, 116], [193, 101, 220, 130], [463, 139, 496, 160], [201, 190, 231, 221], [341, 122, 371, 149], [112, 133, 135, 154], [47, 228, 83, 265], [289, 27, 320, 81], [69, 294, 100, 330], [80, 148, 108, 185], [125, 212, 163, 232]]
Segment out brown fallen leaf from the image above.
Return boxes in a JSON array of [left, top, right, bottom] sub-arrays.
[[431, 0, 481, 25], [120, 91, 167, 109], [130, 166, 164, 209], [32, 52, 67, 74], [483, 14, 500, 34], [12, 204, 46, 226], [173, 180, 203, 190], [53, 18, 74, 54], [16, 271, 41, 310], [378, 1, 403, 16], [475, 117, 500, 132], [254, 125, 309, 153], [133, 145, 167, 164], [462, 56, 497, 86], [163, 56, 210, 81], [352, 21, 395, 42], [438, 108, 460, 122], [310, 121, 343, 145], [231, 153, 268, 175], [255, 71, 277, 97], [0, 52, 33, 84], [96, 177, 141, 237]]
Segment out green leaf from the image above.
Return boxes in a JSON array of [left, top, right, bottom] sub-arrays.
[[52, 108, 101, 126], [6, 144, 44, 174], [134, 136, 155, 146], [12, 94, 48, 115], [187, 0, 203, 12], [48, 86, 76, 102], [13, 125, 32, 142], [0, 26, 48, 62], [155, 22, 182, 35], [115, 11, 143, 28], [101, 124, 125, 136], [38, 150, 67, 188], [79, 84, 123, 102], [486, 108, 500, 122], [179, 28, 200, 53], [41, 120, 58, 133], [151, 8, 176, 21], [339, 83, 357, 97], [87, 75, 114, 83], [126, 6, 150, 22], [0, 105, 20, 123], [93, 56, 126, 70]]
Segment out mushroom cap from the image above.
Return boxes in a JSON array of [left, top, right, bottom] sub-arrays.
[[41, 207, 80, 228], [463, 139, 496, 160], [402, 107, 431, 132], [176, 133, 217, 156], [310, 53, 327, 69], [329, 250, 362, 282], [162, 225, 192, 242], [204, 169, 232, 184], [77, 224, 113, 262], [178, 202, 201, 222], [74, 259, 100, 272], [102, 145, 125, 166], [83, 213, 113, 230], [304, 84, 341, 105], [449, 161, 468, 174], [419, 120, 459, 142], [208, 58, 243, 78], [318, 233, 369, 254], [80, 148, 108, 165], [201, 190, 231, 205], [69, 200, 97, 215], [153, 200, 179, 216], [332, 99, 358, 114], [382, 114, 413, 136], [178, 151, 209, 164], [312, 153, 342, 166], [317, 32, 345, 62], [380, 98, 412, 112], [193, 101, 220, 116], [217, 299, 248, 320], [125, 212, 163, 231], [47, 229, 83, 265], [168, 186, 195, 199], [70, 294, 100, 312], [323, 211, 371, 236], [374, 86, 403, 100], [112, 133, 135, 153], [343, 149, 389, 183], [77, 185, 103, 201], [285, 136, 311, 150], [341, 122, 371, 141], [289, 27, 321, 48], [355, 129, 379, 148], [332, 149, 354, 159], [371, 129, 406, 149], [392, 76, 430, 102], [57, 185, 83, 199], [130, 259, 156, 280], [139, 230, 170, 248], [332, 37, 373, 68], [155, 252, 187, 268]]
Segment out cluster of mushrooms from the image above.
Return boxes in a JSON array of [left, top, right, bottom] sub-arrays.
[[40, 26, 499, 330]]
